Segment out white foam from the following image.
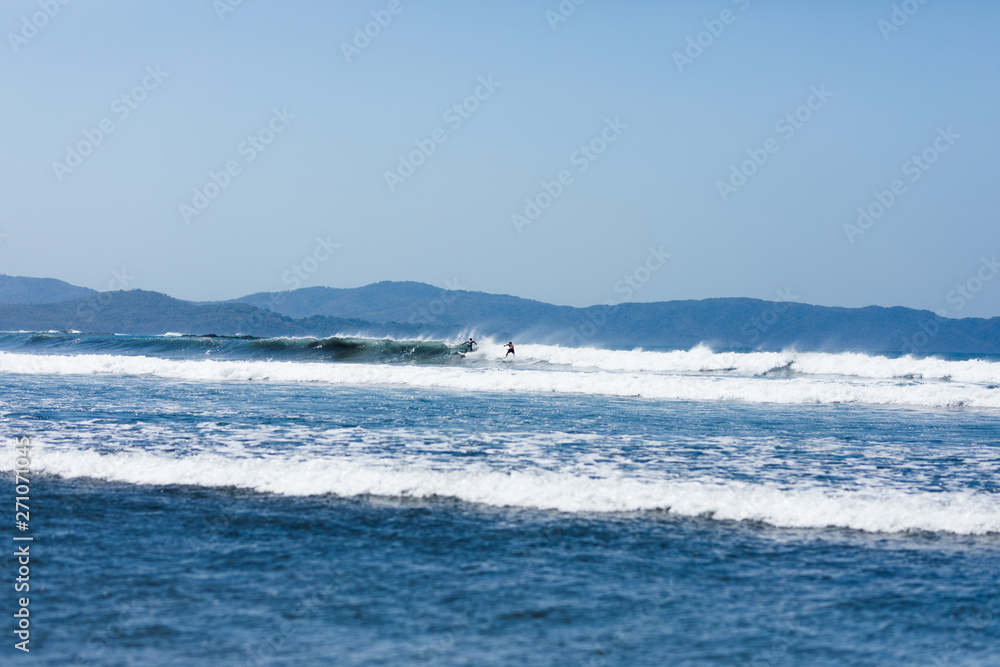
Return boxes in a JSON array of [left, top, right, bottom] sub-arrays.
[[7, 444, 997, 535], [514, 343, 1000, 384], [1, 350, 998, 409]]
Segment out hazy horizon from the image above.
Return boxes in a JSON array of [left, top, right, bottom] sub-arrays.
[[6, 270, 1000, 321], [3, 1, 998, 318]]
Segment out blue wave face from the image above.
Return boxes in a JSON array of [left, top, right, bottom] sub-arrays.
[[0, 331, 466, 364], [4, 331, 1000, 410]]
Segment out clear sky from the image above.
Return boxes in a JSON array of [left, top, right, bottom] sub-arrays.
[[2, 0, 998, 317]]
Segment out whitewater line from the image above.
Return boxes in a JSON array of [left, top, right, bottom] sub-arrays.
[[1, 351, 999, 409], [3, 443, 997, 535]]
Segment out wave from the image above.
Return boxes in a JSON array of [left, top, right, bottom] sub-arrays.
[[1, 349, 999, 409], [0, 331, 465, 364], [514, 344, 1000, 384], [4, 332, 1000, 385], [3, 332, 1000, 409], [6, 444, 997, 535]]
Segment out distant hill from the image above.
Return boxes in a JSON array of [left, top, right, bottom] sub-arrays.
[[232, 281, 583, 339], [584, 300, 1000, 355], [0, 290, 414, 338], [2, 279, 1000, 355], [233, 282, 1000, 355], [0, 274, 97, 304]]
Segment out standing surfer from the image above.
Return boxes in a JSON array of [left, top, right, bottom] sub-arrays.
[[504, 342, 515, 357], [464, 337, 476, 353]]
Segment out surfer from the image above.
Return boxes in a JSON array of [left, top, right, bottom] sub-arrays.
[[504, 342, 515, 357], [464, 337, 476, 352]]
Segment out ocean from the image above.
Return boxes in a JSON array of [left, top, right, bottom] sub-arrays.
[[1, 331, 998, 665]]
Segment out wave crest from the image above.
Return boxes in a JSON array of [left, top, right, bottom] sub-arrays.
[[6, 445, 996, 535]]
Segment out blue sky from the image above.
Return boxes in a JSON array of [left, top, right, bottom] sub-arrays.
[[2, 0, 998, 317]]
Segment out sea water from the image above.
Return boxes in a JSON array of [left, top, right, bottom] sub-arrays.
[[0, 332, 998, 665]]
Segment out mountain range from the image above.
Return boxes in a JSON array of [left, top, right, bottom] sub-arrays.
[[1, 274, 997, 355]]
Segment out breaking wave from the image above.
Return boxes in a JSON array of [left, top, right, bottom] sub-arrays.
[[5, 443, 997, 535], [2, 332, 1000, 409]]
